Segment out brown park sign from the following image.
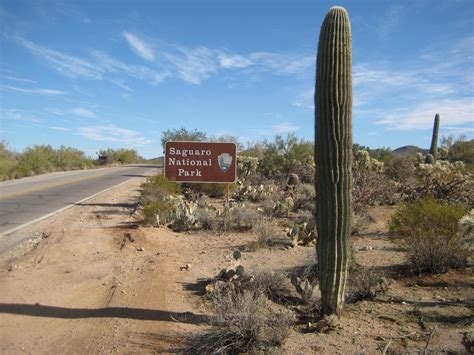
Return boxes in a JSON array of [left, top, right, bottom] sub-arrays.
[[164, 141, 237, 183]]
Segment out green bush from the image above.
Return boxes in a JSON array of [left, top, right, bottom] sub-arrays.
[[0, 141, 19, 180], [147, 174, 180, 195], [389, 197, 469, 273], [143, 200, 175, 225], [140, 174, 180, 225]]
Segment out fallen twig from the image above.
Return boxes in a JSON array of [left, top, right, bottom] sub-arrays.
[[423, 325, 437, 354], [382, 338, 392, 355]]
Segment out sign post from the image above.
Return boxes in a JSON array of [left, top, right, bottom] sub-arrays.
[[164, 141, 237, 184]]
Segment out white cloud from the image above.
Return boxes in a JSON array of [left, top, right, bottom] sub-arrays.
[[164, 46, 220, 84], [218, 53, 253, 68], [90, 50, 169, 85], [123, 32, 155, 61], [1, 108, 40, 122], [2, 85, 65, 95], [70, 107, 96, 118], [78, 124, 152, 145], [16, 37, 103, 80], [249, 52, 313, 75], [14, 34, 313, 88], [272, 122, 299, 134], [375, 98, 473, 130], [3, 76, 37, 84], [50, 126, 71, 131]]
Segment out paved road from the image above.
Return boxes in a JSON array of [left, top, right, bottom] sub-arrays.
[[0, 165, 161, 240]]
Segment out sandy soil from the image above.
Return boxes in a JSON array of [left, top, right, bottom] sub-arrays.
[[1, 178, 472, 353]]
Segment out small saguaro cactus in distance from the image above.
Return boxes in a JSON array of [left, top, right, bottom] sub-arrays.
[[315, 6, 353, 316], [429, 113, 440, 162]]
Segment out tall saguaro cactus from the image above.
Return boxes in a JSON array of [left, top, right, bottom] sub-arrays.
[[315, 6, 352, 316], [429, 113, 440, 162]]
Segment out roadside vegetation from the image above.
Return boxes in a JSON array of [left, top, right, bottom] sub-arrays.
[[0, 141, 144, 181], [137, 127, 473, 353]]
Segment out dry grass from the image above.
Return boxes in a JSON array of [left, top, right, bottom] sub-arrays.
[[250, 219, 286, 249], [185, 287, 293, 354]]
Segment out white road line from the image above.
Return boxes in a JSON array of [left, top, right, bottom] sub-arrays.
[[0, 178, 135, 238]]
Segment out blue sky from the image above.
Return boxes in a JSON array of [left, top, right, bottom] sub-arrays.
[[1, 0, 473, 158]]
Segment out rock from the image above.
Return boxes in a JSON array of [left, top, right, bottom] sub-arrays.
[[180, 263, 191, 271], [8, 264, 18, 272], [136, 247, 145, 252]]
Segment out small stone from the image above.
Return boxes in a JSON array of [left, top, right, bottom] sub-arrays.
[[136, 247, 145, 252]]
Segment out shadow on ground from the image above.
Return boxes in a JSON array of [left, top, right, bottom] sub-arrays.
[[0, 303, 208, 324]]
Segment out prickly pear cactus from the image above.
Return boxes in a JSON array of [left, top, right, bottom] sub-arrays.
[[429, 113, 440, 162], [315, 6, 353, 316], [287, 221, 317, 246]]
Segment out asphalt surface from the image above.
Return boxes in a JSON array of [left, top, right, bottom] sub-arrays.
[[0, 165, 160, 252]]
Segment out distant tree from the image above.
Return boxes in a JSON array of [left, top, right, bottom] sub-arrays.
[[369, 147, 393, 163], [98, 148, 142, 164], [449, 139, 474, 165], [161, 127, 207, 150], [258, 133, 314, 178], [213, 134, 244, 151]]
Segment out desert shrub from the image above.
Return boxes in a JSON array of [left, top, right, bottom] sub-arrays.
[[227, 205, 261, 231], [291, 160, 315, 184], [0, 141, 18, 181], [352, 169, 397, 214], [449, 139, 474, 165], [142, 200, 175, 225], [140, 174, 180, 225], [389, 197, 469, 273], [259, 193, 293, 218], [19, 145, 57, 174], [402, 160, 473, 206], [346, 265, 389, 303], [256, 134, 314, 179], [293, 183, 315, 213], [384, 156, 416, 184], [252, 270, 293, 302], [54, 146, 92, 170], [252, 219, 281, 248], [187, 288, 293, 354], [195, 205, 216, 230], [214, 203, 261, 232]]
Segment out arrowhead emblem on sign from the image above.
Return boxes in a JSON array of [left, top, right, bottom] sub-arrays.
[[218, 153, 233, 173]]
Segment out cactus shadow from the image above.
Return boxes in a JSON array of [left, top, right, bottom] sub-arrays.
[[0, 303, 209, 325], [181, 279, 210, 296]]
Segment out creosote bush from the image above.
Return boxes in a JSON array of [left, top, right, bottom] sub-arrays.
[[389, 197, 469, 273], [140, 174, 180, 225]]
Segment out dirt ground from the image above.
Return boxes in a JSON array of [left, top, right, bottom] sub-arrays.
[[0, 176, 472, 353]]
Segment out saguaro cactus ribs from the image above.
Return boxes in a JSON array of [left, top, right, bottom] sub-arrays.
[[315, 6, 353, 316]]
